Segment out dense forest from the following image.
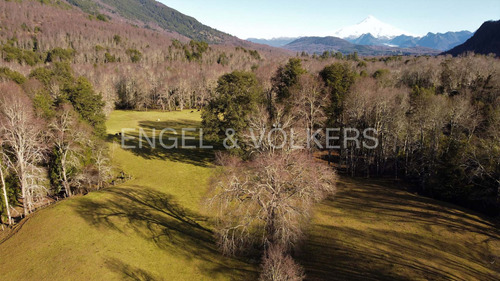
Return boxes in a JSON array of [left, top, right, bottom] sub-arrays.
[[0, 0, 499, 280]]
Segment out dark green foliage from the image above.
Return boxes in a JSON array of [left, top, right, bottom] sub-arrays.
[[1, 42, 41, 66], [104, 52, 117, 63], [48, 147, 64, 194], [45, 47, 76, 63], [171, 39, 183, 49], [29, 63, 106, 137], [320, 63, 356, 125], [217, 52, 229, 66], [32, 37, 39, 52], [29, 67, 54, 86], [235, 47, 261, 60], [126, 48, 142, 63], [0, 67, 26, 84], [320, 51, 331, 60], [346, 51, 359, 61], [95, 45, 105, 52], [432, 140, 470, 202], [184, 40, 208, 62], [0, 169, 18, 221], [272, 58, 306, 102], [202, 71, 262, 140], [30, 62, 74, 87], [372, 69, 390, 79], [248, 50, 261, 60], [96, 14, 109, 22], [64, 77, 106, 137], [21, 23, 30, 32], [33, 91, 56, 119], [113, 35, 122, 44], [357, 61, 367, 68]]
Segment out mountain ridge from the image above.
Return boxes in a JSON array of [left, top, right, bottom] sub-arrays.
[[247, 16, 473, 52], [65, 0, 230, 43], [344, 31, 473, 51], [284, 36, 440, 56], [444, 20, 500, 57]]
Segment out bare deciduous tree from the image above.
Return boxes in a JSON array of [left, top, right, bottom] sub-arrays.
[[0, 83, 47, 217], [208, 151, 336, 255], [0, 153, 12, 225], [50, 104, 86, 197]]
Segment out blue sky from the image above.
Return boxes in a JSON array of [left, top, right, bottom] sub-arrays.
[[159, 0, 499, 39]]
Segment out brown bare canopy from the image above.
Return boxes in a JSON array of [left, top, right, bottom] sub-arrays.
[[208, 151, 336, 256]]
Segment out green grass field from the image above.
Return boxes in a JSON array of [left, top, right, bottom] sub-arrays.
[[0, 110, 499, 280]]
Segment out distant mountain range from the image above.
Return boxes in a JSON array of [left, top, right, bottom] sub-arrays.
[[444, 20, 500, 57], [247, 16, 475, 53], [345, 31, 473, 51], [245, 37, 297, 47], [284, 36, 440, 56]]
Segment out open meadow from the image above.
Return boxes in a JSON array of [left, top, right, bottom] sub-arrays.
[[0, 110, 498, 280]]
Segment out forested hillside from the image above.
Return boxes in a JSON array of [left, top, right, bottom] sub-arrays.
[[65, 0, 229, 43]]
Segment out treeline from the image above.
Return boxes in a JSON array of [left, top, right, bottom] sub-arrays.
[[200, 54, 499, 280], [0, 61, 113, 224], [202, 54, 500, 215]]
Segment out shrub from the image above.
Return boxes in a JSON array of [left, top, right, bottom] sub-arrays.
[[260, 244, 305, 281], [1, 43, 41, 66], [45, 48, 76, 63], [126, 49, 142, 63], [0, 67, 26, 84], [96, 14, 108, 22]]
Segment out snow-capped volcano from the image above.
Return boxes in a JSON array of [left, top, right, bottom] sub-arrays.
[[334, 16, 416, 39]]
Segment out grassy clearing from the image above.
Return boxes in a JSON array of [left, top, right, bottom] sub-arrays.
[[297, 177, 500, 281], [0, 110, 256, 281], [0, 110, 499, 281]]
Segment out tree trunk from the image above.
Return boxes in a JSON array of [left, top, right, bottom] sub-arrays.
[[62, 167, 72, 197], [0, 165, 12, 225], [21, 178, 28, 217], [19, 160, 29, 217]]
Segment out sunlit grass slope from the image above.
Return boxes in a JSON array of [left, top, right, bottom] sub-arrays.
[[0, 110, 256, 281], [0, 110, 498, 281], [298, 177, 500, 281]]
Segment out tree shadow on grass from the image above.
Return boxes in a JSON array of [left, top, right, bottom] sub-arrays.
[[297, 177, 500, 281], [107, 119, 223, 167], [105, 258, 163, 281], [75, 186, 256, 280]]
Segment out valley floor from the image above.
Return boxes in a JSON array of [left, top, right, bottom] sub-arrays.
[[0, 111, 498, 281]]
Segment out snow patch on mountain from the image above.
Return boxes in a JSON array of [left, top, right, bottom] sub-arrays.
[[334, 16, 417, 39]]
